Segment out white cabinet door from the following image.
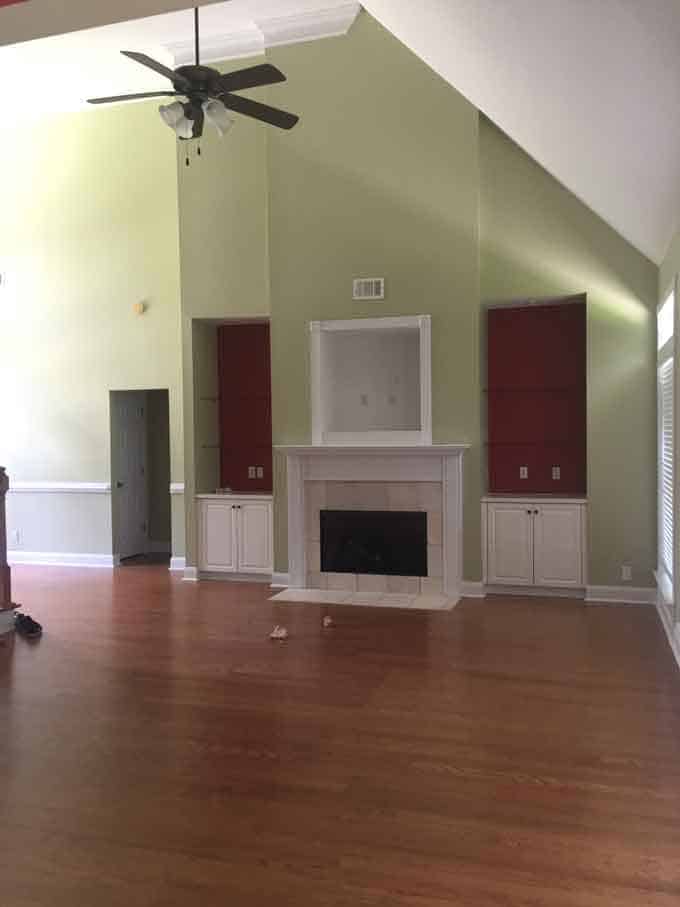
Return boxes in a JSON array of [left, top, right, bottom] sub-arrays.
[[237, 500, 273, 573], [199, 501, 237, 572], [533, 504, 584, 587], [486, 503, 534, 585]]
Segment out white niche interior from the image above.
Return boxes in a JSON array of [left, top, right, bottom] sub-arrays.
[[310, 315, 432, 445]]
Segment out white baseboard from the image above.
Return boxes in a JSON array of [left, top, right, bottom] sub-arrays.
[[585, 585, 656, 605], [460, 581, 485, 598], [169, 557, 186, 572], [8, 550, 115, 568], [271, 572, 290, 588], [183, 567, 199, 582], [656, 600, 680, 672]]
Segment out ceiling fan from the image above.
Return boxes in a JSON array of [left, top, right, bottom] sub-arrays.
[[87, 6, 299, 140]]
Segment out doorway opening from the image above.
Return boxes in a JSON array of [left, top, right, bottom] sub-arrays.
[[110, 389, 171, 565]]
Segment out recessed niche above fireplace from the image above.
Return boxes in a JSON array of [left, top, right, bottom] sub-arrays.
[[310, 315, 432, 446]]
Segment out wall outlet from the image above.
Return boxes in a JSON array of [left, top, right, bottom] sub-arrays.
[[248, 466, 256, 479], [621, 564, 632, 582], [552, 465, 561, 480], [256, 466, 264, 479], [519, 466, 528, 479]]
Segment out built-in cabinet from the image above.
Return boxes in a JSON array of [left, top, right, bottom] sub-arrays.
[[483, 497, 587, 589], [198, 495, 273, 575]]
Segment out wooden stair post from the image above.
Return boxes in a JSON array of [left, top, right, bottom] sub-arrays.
[[0, 467, 17, 633]]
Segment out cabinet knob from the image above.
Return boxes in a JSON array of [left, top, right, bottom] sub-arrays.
[[534, 509, 539, 515], [526, 509, 531, 515]]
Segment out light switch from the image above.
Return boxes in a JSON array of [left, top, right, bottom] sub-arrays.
[[256, 466, 264, 479], [519, 466, 528, 479], [248, 466, 256, 479], [552, 466, 561, 480]]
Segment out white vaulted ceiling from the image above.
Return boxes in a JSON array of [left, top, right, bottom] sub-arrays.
[[362, 0, 680, 263]]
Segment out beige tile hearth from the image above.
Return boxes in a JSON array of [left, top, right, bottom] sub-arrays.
[[356, 573, 387, 593], [270, 588, 456, 611], [386, 575, 421, 594]]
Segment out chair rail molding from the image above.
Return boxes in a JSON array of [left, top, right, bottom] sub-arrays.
[[9, 481, 111, 494]]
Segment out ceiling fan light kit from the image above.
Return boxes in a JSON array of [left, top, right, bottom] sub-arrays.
[[87, 5, 299, 161]]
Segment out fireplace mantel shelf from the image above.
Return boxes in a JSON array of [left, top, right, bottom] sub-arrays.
[[276, 444, 470, 457]]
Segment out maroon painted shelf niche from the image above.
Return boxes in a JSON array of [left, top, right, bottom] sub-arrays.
[[486, 301, 586, 494]]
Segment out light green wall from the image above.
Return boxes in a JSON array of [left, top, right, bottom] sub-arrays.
[[267, 14, 481, 575], [176, 69, 271, 563], [0, 102, 184, 556], [660, 231, 680, 302], [480, 118, 658, 587]]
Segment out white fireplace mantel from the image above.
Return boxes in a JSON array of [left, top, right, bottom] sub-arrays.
[[276, 444, 470, 601]]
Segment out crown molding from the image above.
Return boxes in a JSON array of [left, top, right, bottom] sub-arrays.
[[167, 2, 360, 67], [168, 28, 263, 66], [259, 2, 360, 49]]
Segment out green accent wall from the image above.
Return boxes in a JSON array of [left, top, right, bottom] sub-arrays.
[[176, 68, 271, 563], [0, 101, 184, 556], [267, 14, 481, 576], [480, 117, 657, 586]]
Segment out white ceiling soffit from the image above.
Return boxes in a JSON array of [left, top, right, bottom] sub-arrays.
[[362, 0, 680, 264], [0, 2, 359, 118]]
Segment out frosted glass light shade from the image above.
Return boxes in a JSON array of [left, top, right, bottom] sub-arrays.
[[203, 99, 235, 137]]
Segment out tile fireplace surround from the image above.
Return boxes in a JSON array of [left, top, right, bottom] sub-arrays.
[[276, 445, 469, 603]]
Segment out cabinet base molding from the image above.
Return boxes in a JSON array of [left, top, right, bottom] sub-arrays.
[[182, 567, 199, 582], [485, 584, 586, 599], [271, 572, 291, 589], [197, 571, 273, 584], [169, 557, 186, 572], [585, 585, 656, 605]]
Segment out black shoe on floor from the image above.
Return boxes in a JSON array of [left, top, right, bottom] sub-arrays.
[[15, 613, 43, 639]]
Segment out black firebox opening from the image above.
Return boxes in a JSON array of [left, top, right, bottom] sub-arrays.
[[320, 510, 427, 577]]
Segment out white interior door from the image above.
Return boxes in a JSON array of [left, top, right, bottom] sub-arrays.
[[237, 500, 272, 573], [486, 503, 534, 585], [199, 500, 237, 572], [533, 504, 584, 587], [111, 391, 148, 561]]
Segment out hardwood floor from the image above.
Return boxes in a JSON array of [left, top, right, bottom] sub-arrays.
[[2, 566, 680, 906]]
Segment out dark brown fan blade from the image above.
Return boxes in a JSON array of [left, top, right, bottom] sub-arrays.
[[87, 91, 178, 105], [218, 63, 286, 93], [121, 51, 192, 91], [221, 93, 299, 130]]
